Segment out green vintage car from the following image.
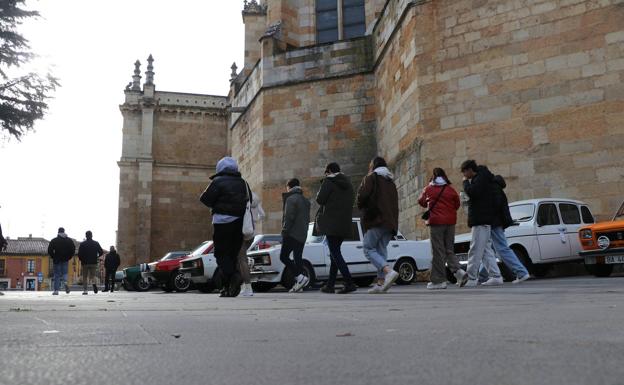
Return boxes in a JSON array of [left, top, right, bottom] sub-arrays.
[[122, 251, 189, 291]]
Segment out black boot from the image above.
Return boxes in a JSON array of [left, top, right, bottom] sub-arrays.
[[337, 282, 357, 294], [93, 284, 98, 294]]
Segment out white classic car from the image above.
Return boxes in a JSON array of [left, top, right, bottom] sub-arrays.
[[453, 198, 595, 279], [248, 218, 433, 292]]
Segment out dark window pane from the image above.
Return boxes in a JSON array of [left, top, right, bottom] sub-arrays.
[[343, 0, 364, 6], [343, 24, 365, 39], [317, 28, 339, 44], [581, 206, 595, 224], [537, 204, 560, 226], [316, 0, 337, 11], [343, 6, 365, 25], [344, 221, 361, 242], [559, 204, 581, 225], [317, 9, 338, 30]]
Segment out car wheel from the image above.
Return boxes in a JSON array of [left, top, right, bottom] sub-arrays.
[[122, 280, 131, 291], [171, 271, 191, 292], [499, 262, 514, 282], [513, 247, 549, 278], [394, 258, 416, 285], [198, 282, 215, 293], [133, 277, 150, 292], [587, 263, 613, 278], [252, 282, 277, 292], [353, 276, 375, 288], [281, 262, 315, 290]]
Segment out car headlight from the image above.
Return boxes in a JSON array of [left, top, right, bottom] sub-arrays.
[[580, 229, 593, 239]]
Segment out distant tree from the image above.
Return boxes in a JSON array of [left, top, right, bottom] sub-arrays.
[[0, 0, 58, 140]]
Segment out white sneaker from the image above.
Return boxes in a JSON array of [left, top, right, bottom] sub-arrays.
[[291, 274, 309, 292], [482, 277, 504, 286], [381, 270, 399, 292], [512, 274, 530, 284], [464, 279, 478, 287], [426, 282, 447, 290], [367, 284, 385, 294], [240, 283, 254, 297], [454, 269, 468, 287]]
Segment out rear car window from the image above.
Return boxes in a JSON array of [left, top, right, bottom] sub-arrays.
[[510, 204, 535, 222], [559, 203, 581, 225], [581, 206, 594, 224]]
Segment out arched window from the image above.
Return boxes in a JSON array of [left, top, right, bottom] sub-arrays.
[[316, 0, 365, 44]]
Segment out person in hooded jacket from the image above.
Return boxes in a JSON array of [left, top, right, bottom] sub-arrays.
[[280, 178, 311, 293], [418, 168, 468, 290], [316, 162, 357, 294], [200, 157, 248, 297], [104, 246, 121, 292], [478, 175, 531, 284], [78, 231, 104, 295], [460, 160, 503, 287], [48, 227, 76, 295], [356, 156, 400, 293]]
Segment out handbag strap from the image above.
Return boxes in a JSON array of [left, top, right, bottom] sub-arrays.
[[428, 185, 447, 213]]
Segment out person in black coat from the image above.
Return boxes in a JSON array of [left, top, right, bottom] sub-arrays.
[[200, 156, 248, 297], [316, 162, 357, 294], [78, 231, 104, 295], [48, 227, 76, 295], [103, 246, 121, 292]]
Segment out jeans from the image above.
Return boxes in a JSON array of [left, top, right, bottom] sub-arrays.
[[53, 261, 68, 292], [213, 218, 244, 288], [363, 227, 393, 279], [429, 225, 462, 284], [466, 225, 501, 280], [104, 269, 116, 291], [326, 236, 353, 287], [279, 235, 305, 277], [479, 226, 530, 280]]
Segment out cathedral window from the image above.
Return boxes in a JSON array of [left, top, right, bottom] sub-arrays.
[[316, 0, 365, 44]]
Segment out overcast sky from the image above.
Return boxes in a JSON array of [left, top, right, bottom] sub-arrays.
[[0, 0, 244, 247]]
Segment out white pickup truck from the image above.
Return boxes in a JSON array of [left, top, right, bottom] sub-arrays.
[[248, 218, 432, 292]]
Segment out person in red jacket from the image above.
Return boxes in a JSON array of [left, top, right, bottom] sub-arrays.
[[418, 168, 468, 290]]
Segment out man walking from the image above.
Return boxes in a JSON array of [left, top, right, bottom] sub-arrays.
[[103, 246, 121, 292], [480, 175, 531, 284], [48, 227, 75, 295], [460, 160, 503, 287], [280, 178, 311, 293], [357, 156, 400, 293], [200, 156, 248, 297], [316, 162, 357, 294], [78, 231, 103, 295]]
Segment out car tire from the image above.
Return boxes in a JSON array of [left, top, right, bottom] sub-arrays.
[[499, 262, 514, 282], [171, 271, 191, 292], [353, 276, 375, 288], [394, 258, 416, 285], [281, 262, 315, 290], [252, 282, 277, 292], [122, 280, 131, 291], [133, 277, 150, 292], [586, 263, 613, 278], [513, 247, 549, 278]]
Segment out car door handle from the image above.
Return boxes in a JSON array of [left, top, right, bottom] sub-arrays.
[[356, 246, 363, 249], [391, 244, 399, 248]]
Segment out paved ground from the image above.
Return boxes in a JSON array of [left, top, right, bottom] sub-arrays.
[[1, 277, 623, 385]]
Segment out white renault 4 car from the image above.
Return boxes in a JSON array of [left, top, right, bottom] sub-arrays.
[[248, 218, 432, 292]]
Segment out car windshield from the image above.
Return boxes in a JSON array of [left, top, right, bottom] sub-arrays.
[[307, 223, 324, 244], [160, 251, 188, 261], [188, 241, 214, 257], [510, 204, 535, 222], [614, 201, 624, 220]]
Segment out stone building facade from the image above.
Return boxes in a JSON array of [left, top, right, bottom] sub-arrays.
[[118, 0, 624, 266]]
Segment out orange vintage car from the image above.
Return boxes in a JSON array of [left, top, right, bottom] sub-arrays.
[[579, 200, 624, 277]]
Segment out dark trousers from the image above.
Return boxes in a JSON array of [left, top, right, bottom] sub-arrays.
[[104, 269, 116, 291], [213, 219, 244, 288], [326, 236, 353, 287], [279, 235, 305, 276]]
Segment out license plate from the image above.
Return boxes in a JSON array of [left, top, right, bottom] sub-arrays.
[[606, 256, 624, 264], [183, 273, 191, 279]]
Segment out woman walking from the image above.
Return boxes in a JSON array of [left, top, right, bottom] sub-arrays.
[[418, 167, 468, 290], [316, 162, 357, 294]]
